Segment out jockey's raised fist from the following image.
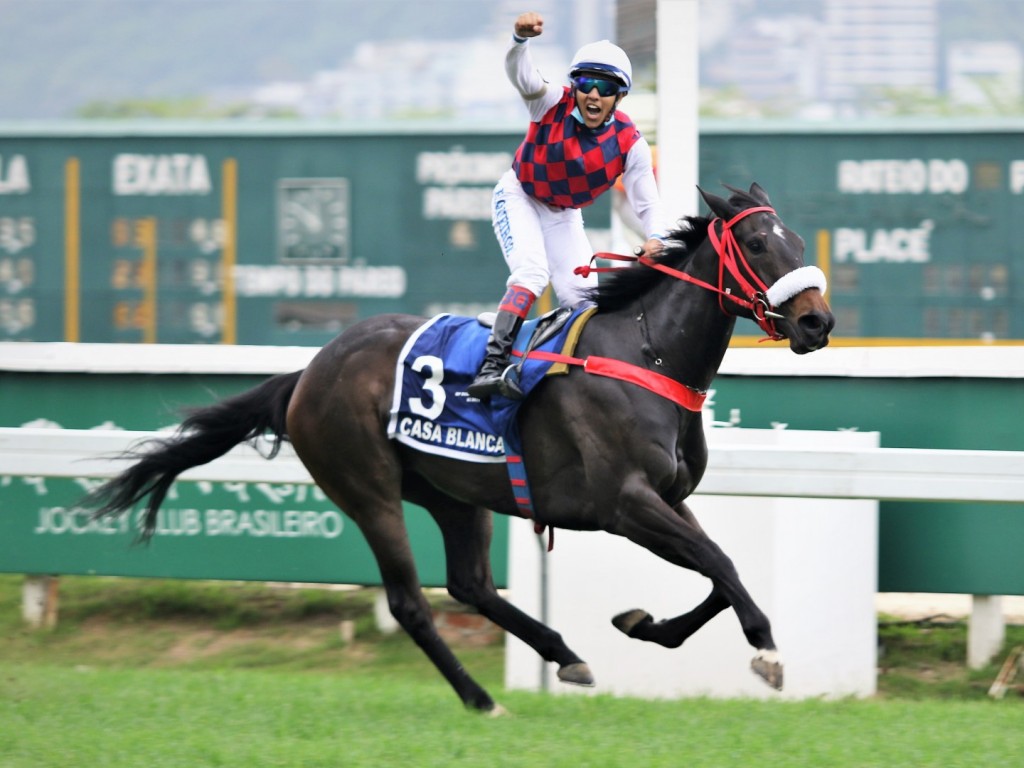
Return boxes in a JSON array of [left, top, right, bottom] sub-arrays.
[[514, 12, 543, 38]]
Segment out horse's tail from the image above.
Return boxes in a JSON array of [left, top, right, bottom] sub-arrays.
[[86, 370, 304, 541]]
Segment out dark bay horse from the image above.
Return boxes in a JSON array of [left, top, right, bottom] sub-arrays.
[[87, 183, 834, 714]]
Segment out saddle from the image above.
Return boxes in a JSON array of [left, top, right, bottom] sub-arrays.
[[386, 305, 596, 463], [486, 304, 580, 388]]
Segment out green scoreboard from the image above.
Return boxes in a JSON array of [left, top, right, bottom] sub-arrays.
[[1, 119, 1023, 346], [0, 123, 526, 346]]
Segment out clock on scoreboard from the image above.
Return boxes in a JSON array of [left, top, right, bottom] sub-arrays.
[[277, 178, 350, 262]]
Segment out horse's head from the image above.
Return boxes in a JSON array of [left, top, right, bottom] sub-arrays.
[[698, 183, 835, 354]]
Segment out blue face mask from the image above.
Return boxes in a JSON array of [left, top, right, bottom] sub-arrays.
[[571, 105, 615, 127]]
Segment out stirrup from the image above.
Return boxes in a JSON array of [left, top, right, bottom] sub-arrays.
[[497, 365, 524, 400]]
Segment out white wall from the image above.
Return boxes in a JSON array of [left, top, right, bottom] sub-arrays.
[[505, 427, 879, 700]]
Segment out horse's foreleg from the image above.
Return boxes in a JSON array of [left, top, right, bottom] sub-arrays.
[[609, 495, 782, 690], [426, 501, 594, 687], [612, 583, 729, 648]]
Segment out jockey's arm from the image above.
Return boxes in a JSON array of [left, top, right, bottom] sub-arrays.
[[622, 138, 676, 255], [505, 31, 561, 122]]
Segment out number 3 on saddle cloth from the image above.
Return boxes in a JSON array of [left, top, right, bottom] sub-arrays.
[[386, 305, 596, 526]]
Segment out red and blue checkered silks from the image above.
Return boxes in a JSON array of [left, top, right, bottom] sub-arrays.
[[513, 87, 640, 209]]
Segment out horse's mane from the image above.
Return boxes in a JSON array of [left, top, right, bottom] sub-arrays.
[[587, 215, 711, 312]]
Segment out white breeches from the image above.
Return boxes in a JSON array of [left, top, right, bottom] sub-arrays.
[[491, 169, 599, 307]]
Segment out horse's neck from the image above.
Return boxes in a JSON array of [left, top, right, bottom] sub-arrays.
[[586, 265, 736, 393], [642, 273, 736, 391]]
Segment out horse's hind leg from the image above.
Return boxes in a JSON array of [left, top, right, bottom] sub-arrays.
[[423, 496, 594, 687], [287, 332, 502, 712], [348, 508, 501, 712], [290, 444, 498, 708]]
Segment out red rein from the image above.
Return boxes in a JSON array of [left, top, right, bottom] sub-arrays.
[[576, 206, 785, 340]]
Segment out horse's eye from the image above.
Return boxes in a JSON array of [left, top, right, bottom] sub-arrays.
[[746, 238, 766, 254]]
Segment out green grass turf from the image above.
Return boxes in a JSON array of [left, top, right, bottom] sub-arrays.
[[2, 575, 1022, 767]]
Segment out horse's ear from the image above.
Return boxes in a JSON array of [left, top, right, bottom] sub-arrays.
[[698, 185, 736, 219], [748, 182, 771, 206]]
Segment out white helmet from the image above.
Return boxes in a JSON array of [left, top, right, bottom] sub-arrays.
[[569, 40, 633, 91]]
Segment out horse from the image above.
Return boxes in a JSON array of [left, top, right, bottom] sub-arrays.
[[86, 182, 834, 714]]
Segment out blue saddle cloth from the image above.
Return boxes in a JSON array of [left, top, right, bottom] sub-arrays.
[[386, 308, 592, 462]]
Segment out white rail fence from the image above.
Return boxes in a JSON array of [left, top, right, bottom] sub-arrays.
[[5, 426, 1024, 503], [3, 425, 1023, 691]]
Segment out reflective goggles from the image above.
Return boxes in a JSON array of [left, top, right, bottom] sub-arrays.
[[571, 75, 623, 97]]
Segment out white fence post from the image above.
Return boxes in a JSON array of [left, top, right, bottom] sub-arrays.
[[968, 595, 1005, 669], [22, 575, 59, 629]]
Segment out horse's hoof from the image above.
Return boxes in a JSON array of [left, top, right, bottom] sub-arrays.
[[486, 703, 511, 718], [612, 609, 652, 637], [751, 649, 784, 690], [557, 662, 595, 687]]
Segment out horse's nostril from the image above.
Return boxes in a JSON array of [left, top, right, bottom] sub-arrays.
[[799, 311, 834, 335], [799, 315, 822, 332]]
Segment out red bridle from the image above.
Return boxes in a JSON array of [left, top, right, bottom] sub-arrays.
[[576, 206, 786, 340]]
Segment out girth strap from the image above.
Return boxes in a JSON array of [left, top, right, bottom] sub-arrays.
[[514, 349, 707, 413], [506, 453, 553, 551]]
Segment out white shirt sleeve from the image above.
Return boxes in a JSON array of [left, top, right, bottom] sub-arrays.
[[505, 35, 562, 122], [621, 137, 677, 240]]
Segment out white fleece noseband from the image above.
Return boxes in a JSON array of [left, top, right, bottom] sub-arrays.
[[765, 266, 827, 306]]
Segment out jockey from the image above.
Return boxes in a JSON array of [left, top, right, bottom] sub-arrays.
[[468, 10, 675, 401]]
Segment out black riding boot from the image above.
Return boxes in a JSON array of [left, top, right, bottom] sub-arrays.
[[467, 309, 525, 401]]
